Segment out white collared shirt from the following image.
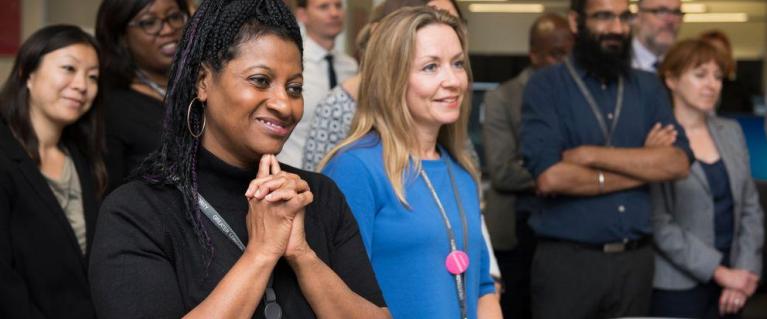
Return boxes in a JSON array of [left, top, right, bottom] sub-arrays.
[[278, 35, 358, 168], [631, 37, 661, 73]]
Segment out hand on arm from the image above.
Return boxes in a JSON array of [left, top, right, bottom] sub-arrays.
[[561, 123, 689, 182], [536, 123, 683, 196], [644, 123, 678, 148], [713, 266, 760, 315], [713, 266, 760, 297]]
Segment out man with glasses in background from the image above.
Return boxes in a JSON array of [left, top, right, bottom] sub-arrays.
[[520, 0, 692, 318], [631, 0, 683, 72]]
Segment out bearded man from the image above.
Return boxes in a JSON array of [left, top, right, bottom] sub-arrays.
[[519, 0, 693, 318]]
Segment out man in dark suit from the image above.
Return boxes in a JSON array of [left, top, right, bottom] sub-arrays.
[[481, 13, 573, 319]]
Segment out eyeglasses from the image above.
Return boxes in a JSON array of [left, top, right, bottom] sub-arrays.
[[129, 11, 188, 36], [639, 7, 685, 19], [586, 11, 635, 24]]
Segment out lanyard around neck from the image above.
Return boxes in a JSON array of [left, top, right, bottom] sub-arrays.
[[197, 195, 282, 319], [135, 70, 167, 97], [420, 154, 470, 319], [564, 58, 625, 147]]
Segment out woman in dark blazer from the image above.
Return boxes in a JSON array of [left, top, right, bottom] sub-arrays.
[[0, 25, 106, 319], [651, 39, 764, 319]]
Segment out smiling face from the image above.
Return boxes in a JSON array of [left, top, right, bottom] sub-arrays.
[[124, 0, 186, 75], [197, 34, 304, 169], [405, 23, 467, 133], [27, 43, 99, 129], [667, 60, 723, 114]]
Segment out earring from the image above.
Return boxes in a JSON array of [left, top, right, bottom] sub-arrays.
[[186, 97, 206, 139]]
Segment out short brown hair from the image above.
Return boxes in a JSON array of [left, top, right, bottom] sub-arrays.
[[659, 38, 728, 85]]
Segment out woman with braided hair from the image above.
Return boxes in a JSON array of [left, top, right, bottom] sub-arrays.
[[88, 1, 390, 318]]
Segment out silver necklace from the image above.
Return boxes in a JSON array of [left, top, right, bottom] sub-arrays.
[[135, 70, 167, 97]]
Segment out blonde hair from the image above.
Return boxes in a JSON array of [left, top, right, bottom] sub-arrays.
[[319, 6, 476, 205]]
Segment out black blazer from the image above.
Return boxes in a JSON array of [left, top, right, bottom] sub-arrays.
[[0, 120, 98, 319]]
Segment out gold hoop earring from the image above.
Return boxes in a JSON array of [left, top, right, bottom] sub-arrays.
[[186, 97, 206, 139]]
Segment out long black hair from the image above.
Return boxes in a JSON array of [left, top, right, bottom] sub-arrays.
[[95, 0, 191, 89], [135, 0, 302, 262], [0, 24, 108, 196]]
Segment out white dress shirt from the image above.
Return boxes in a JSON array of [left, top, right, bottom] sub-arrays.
[[279, 36, 358, 167], [631, 37, 660, 73]]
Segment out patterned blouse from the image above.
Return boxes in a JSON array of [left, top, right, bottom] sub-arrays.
[[302, 86, 357, 171]]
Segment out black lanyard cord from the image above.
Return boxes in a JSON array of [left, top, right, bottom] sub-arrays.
[[564, 58, 625, 147], [198, 195, 282, 319]]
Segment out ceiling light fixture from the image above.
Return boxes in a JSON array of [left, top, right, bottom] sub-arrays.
[[684, 13, 748, 23], [468, 3, 545, 13]]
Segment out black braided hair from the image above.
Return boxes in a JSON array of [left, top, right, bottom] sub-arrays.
[[133, 0, 302, 265]]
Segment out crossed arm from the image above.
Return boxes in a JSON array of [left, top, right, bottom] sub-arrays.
[[536, 124, 690, 196]]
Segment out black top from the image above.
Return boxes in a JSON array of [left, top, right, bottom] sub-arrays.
[[103, 87, 163, 192], [89, 148, 386, 319], [700, 159, 735, 258], [0, 120, 99, 319]]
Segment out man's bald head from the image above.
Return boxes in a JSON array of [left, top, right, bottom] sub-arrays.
[[529, 13, 574, 69]]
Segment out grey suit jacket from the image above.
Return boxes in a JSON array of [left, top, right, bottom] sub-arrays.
[[652, 115, 764, 290], [481, 68, 536, 250]]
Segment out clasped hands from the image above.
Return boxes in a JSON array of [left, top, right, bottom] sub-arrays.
[[714, 266, 760, 315], [242, 154, 315, 262]]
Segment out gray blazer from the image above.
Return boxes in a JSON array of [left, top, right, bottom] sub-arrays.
[[481, 68, 536, 250], [652, 115, 764, 290]]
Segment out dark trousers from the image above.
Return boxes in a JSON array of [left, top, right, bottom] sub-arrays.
[[530, 240, 654, 319], [651, 282, 741, 319], [495, 217, 536, 319]]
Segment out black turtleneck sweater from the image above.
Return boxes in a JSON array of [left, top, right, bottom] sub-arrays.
[[89, 149, 385, 318]]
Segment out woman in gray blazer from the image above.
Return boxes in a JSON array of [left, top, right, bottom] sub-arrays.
[[651, 39, 764, 318]]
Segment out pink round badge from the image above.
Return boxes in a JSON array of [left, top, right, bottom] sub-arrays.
[[445, 250, 470, 275]]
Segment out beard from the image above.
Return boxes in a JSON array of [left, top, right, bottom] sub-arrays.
[[572, 23, 631, 82]]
